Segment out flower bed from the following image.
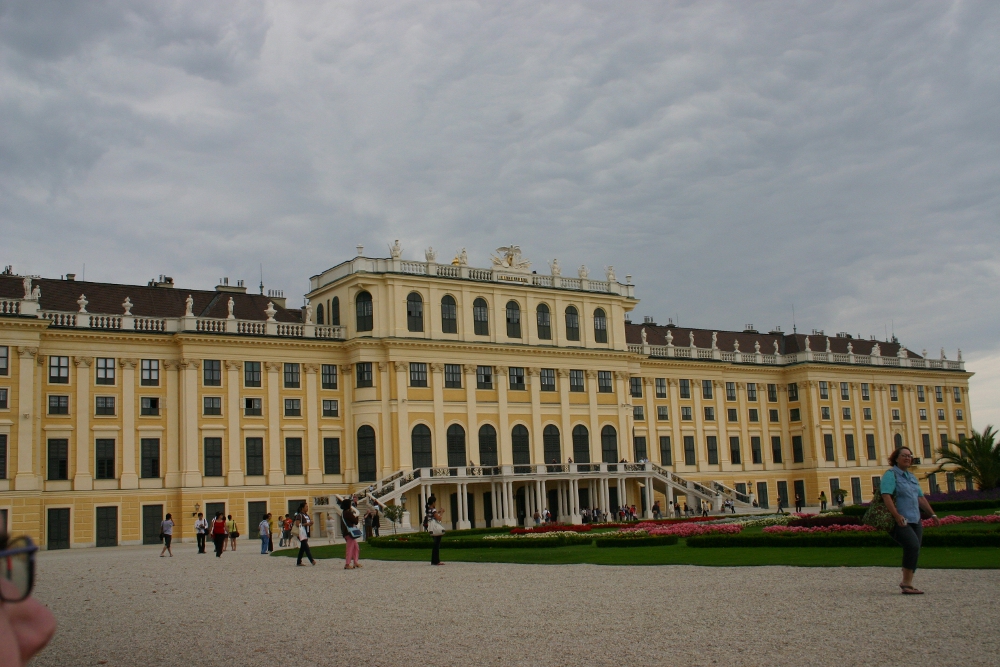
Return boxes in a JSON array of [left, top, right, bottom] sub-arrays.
[[587, 516, 723, 529], [511, 524, 593, 534], [689, 531, 1000, 548], [369, 533, 592, 549], [927, 514, 1000, 527], [787, 515, 863, 528], [487, 530, 588, 540], [764, 524, 878, 534], [616, 522, 743, 538]]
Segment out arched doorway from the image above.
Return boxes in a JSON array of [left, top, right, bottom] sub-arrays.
[[357, 425, 376, 482]]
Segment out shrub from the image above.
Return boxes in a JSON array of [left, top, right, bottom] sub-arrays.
[[511, 524, 593, 534], [688, 532, 1000, 548], [595, 536, 679, 548], [787, 515, 864, 528], [367, 533, 592, 549], [925, 487, 1000, 503]]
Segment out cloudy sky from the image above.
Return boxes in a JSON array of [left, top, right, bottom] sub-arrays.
[[1, 1, 998, 424]]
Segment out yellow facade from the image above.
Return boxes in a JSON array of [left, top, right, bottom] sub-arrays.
[[0, 252, 973, 547]]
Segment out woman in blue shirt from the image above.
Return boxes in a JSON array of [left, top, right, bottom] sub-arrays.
[[881, 447, 940, 594]]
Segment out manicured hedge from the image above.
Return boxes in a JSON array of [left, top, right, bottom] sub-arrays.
[[688, 532, 1000, 548], [840, 506, 868, 517], [595, 536, 679, 548], [842, 499, 1000, 517], [788, 515, 863, 528], [367, 534, 593, 549]]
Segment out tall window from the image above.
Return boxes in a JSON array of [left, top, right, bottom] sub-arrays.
[[508, 367, 525, 390], [406, 292, 424, 332], [357, 426, 377, 481], [283, 363, 300, 388], [47, 439, 68, 480], [934, 386, 943, 402], [630, 377, 642, 398], [792, 435, 804, 463], [593, 309, 607, 343], [316, 303, 324, 325], [411, 425, 432, 468], [601, 425, 618, 463], [702, 380, 713, 399], [707, 436, 719, 464], [204, 438, 223, 476], [767, 383, 777, 402], [683, 436, 695, 466], [750, 436, 762, 464], [841, 382, 850, 400], [771, 436, 782, 463], [476, 365, 493, 389], [444, 364, 462, 389], [917, 386, 925, 402], [323, 437, 341, 474], [862, 383, 870, 400], [95, 439, 115, 479], [140, 438, 160, 478], [572, 425, 590, 463], [410, 363, 428, 388], [867, 433, 878, 460], [657, 406, 669, 421], [506, 301, 521, 338], [540, 368, 556, 392], [447, 424, 466, 467], [536, 304, 551, 340], [441, 295, 457, 333], [564, 306, 579, 341], [659, 436, 671, 465], [478, 425, 498, 466], [726, 382, 737, 401], [655, 378, 667, 398], [889, 384, 899, 401], [953, 387, 962, 403], [824, 433, 835, 461], [245, 437, 264, 476], [787, 383, 799, 401], [512, 425, 530, 466], [140, 359, 159, 386], [921, 433, 932, 459], [0, 346, 7, 376], [679, 379, 690, 399], [204, 360, 221, 386], [95, 357, 115, 385], [355, 291, 373, 332], [570, 370, 585, 392], [633, 436, 647, 461], [244, 361, 261, 388], [729, 437, 741, 465], [330, 296, 341, 325], [49, 356, 69, 384], [473, 298, 489, 335], [597, 371, 613, 393], [543, 425, 561, 464], [845, 434, 856, 461], [746, 383, 757, 401], [819, 381, 829, 399], [356, 362, 373, 388], [285, 438, 303, 475], [321, 364, 337, 389]]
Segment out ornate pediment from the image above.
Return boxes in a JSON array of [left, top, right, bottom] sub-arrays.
[[490, 245, 531, 273]]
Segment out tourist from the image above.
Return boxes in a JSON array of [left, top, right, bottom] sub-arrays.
[[281, 514, 293, 547], [701, 502, 708, 518], [326, 513, 337, 544], [674, 501, 681, 518], [258, 513, 271, 555], [339, 497, 361, 569], [819, 491, 828, 511], [0, 517, 57, 667], [794, 494, 803, 513], [775, 498, 785, 515], [295, 503, 313, 539], [882, 447, 939, 594], [294, 519, 316, 566], [533, 509, 541, 526], [226, 514, 239, 551], [194, 512, 208, 554], [426, 495, 444, 566], [267, 514, 275, 552], [371, 505, 380, 538], [652, 501, 660, 519], [211, 512, 228, 557], [364, 508, 374, 540], [159, 513, 174, 557]]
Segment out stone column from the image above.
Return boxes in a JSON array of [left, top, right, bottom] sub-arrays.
[[73, 356, 93, 490], [265, 361, 284, 485], [179, 359, 201, 487], [120, 358, 140, 489], [496, 366, 510, 465], [459, 482, 471, 529], [225, 361, 243, 486], [587, 370, 600, 464], [379, 362, 393, 474], [464, 364, 478, 461], [14, 347, 39, 490], [164, 360, 181, 487], [341, 365, 355, 481], [558, 368, 572, 458], [528, 367, 543, 464], [395, 362, 410, 469], [506, 480, 516, 526], [304, 364, 322, 484], [615, 371, 630, 459], [431, 363, 446, 467]]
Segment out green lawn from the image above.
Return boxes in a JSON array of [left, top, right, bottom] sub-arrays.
[[273, 540, 1000, 568]]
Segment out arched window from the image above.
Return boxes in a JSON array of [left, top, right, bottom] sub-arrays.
[[355, 292, 373, 332], [565, 306, 580, 341], [601, 425, 618, 463], [593, 308, 608, 343], [478, 424, 498, 467], [572, 425, 591, 464], [411, 424, 432, 469], [511, 425, 530, 466], [316, 303, 324, 325], [406, 292, 424, 332], [330, 296, 341, 326], [447, 424, 466, 467], [543, 425, 561, 464], [894, 433, 903, 449], [357, 425, 377, 481], [506, 301, 521, 338], [441, 295, 457, 333], [536, 304, 551, 340], [473, 298, 489, 336]]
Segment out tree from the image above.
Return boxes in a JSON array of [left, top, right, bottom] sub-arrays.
[[926, 425, 1000, 491], [381, 503, 406, 535]]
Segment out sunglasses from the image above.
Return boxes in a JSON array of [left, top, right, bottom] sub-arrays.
[[0, 536, 37, 603]]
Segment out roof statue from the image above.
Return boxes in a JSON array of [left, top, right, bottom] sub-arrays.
[[389, 239, 402, 259], [22, 277, 31, 299], [754, 340, 760, 353], [940, 347, 946, 360], [689, 331, 696, 348], [872, 342, 881, 356], [491, 245, 531, 273], [184, 295, 194, 317], [773, 340, 779, 354], [665, 329, 673, 346], [733, 339, 740, 353], [825, 337, 831, 353], [847, 342, 853, 354], [305, 302, 313, 325], [549, 259, 561, 276], [227, 297, 235, 319], [77, 294, 88, 314], [265, 302, 277, 322], [425, 247, 437, 263], [122, 297, 133, 316], [640, 327, 647, 345], [605, 265, 616, 282], [711, 331, 718, 349], [957, 349, 963, 361], [804, 336, 811, 352], [458, 248, 468, 266], [31, 285, 40, 300], [578, 265, 589, 279]]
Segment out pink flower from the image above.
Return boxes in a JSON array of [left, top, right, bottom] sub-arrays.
[[763, 524, 879, 534]]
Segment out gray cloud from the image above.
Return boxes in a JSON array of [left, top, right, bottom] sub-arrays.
[[1, 0, 998, 421]]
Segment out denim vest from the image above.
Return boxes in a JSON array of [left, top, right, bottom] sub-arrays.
[[891, 467, 922, 524]]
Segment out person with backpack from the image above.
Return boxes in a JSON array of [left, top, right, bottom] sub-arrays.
[[226, 514, 239, 551], [258, 513, 271, 555], [211, 512, 228, 557], [338, 496, 361, 569]]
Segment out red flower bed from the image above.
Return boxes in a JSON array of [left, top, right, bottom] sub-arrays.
[[511, 524, 593, 535], [787, 515, 864, 528], [589, 516, 723, 529]]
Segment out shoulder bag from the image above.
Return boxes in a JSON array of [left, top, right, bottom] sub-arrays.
[[342, 513, 363, 540], [862, 472, 897, 531], [428, 518, 446, 537]]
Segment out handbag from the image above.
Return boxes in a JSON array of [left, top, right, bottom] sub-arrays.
[[862, 474, 897, 532], [342, 514, 363, 540], [428, 519, 446, 537]]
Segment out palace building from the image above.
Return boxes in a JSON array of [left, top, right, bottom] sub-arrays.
[[0, 245, 972, 548]]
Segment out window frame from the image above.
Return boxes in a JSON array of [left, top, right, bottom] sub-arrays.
[[657, 405, 670, 421], [508, 367, 525, 391], [140, 438, 160, 478], [505, 301, 522, 338], [47, 394, 69, 415], [245, 437, 264, 476], [540, 368, 556, 392], [244, 361, 262, 388], [49, 356, 69, 384], [655, 378, 667, 398], [406, 292, 424, 332], [203, 437, 223, 477], [203, 396, 222, 416], [321, 364, 338, 390], [140, 396, 159, 416], [476, 365, 493, 390], [322, 399, 339, 418], [569, 370, 585, 392], [409, 363, 428, 388], [140, 359, 159, 386], [444, 364, 462, 389], [95, 357, 115, 385], [323, 437, 341, 474], [564, 306, 579, 341], [283, 363, 300, 389], [284, 398, 302, 417], [244, 397, 262, 417], [355, 291, 374, 332], [593, 309, 608, 343], [536, 304, 551, 340], [441, 295, 458, 334], [356, 362, 373, 388], [284, 437, 303, 475], [95, 439, 116, 480], [473, 298, 489, 336], [203, 359, 222, 387], [597, 371, 613, 393], [726, 382, 736, 401]]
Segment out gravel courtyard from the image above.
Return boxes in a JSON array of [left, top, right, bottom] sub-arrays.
[[30, 544, 999, 667]]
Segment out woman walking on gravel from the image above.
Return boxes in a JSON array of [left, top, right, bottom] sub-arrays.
[[339, 496, 361, 569], [882, 447, 940, 594], [294, 519, 316, 566], [259, 513, 271, 555], [226, 514, 239, 551], [426, 495, 445, 566], [159, 513, 174, 557], [211, 512, 228, 557]]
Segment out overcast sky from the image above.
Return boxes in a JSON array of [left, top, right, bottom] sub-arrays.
[[1, 1, 998, 425]]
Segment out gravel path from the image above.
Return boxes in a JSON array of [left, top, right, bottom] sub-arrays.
[[31, 544, 999, 666]]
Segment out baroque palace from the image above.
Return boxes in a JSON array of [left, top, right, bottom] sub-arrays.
[[0, 244, 972, 548]]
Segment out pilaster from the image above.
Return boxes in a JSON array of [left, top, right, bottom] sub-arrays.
[[14, 346, 39, 490], [163, 360, 181, 487], [265, 361, 284, 485], [73, 356, 93, 490], [395, 362, 410, 469], [431, 363, 446, 466], [528, 367, 543, 464], [179, 359, 201, 487], [225, 361, 243, 486], [496, 366, 510, 465], [119, 358, 139, 489], [304, 363, 322, 483]]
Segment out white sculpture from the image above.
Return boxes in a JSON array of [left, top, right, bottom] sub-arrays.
[[872, 343, 881, 357], [666, 329, 673, 346], [773, 340, 780, 354], [640, 327, 647, 345], [305, 303, 313, 325], [733, 339, 740, 353], [227, 297, 235, 319], [122, 297, 133, 316], [265, 302, 277, 322], [459, 248, 468, 266], [77, 294, 88, 313], [491, 245, 531, 272], [605, 266, 616, 282], [711, 332, 718, 349], [425, 247, 437, 263], [389, 239, 402, 259], [847, 342, 853, 354], [689, 331, 696, 348], [922, 348, 928, 359], [898, 346, 907, 358], [184, 295, 194, 317], [940, 347, 946, 360], [22, 277, 31, 299], [30, 285, 40, 300], [578, 265, 589, 279], [754, 340, 760, 353], [549, 259, 561, 276], [804, 336, 811, 352], [957, 349, 963, 361], [825, 337, 831, 353]]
